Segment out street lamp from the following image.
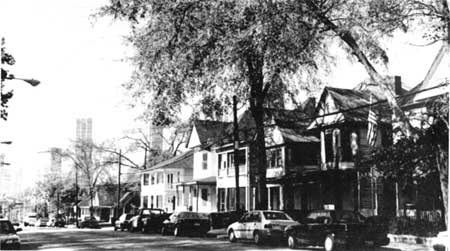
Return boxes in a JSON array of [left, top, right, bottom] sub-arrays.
[[5, 75, 40, 87]]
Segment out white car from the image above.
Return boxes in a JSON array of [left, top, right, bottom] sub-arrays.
[[227, 210, 298, 245], [432, 231, 449, 251]]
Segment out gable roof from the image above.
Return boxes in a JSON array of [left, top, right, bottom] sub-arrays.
[[79, 185, 116, 207], [216, 108, 318, 147], [186, 120, 232, 148], [407, 43, 449, 103], [144, 149, 194, 172], [310, 86, 392, 128]]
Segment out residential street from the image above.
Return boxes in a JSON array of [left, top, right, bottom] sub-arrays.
[[16, 226, 434, 251]]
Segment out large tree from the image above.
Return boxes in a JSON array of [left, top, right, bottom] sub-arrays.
[[61, 141, 116, 217], [99, 0, 331, 209], [0, 38, 15, 120]]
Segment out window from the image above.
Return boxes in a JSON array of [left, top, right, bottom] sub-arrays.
[[142, 196, 148, 208], [156, 195, 162, 208], [177, 172, 180, 182], [267, 148, 282, 168], [151, 174, 155, 185], [218, 154, 222, 169], [202, 153, 208, 170], [150, 195, 154, 208], [143, 173, 149, 186], [167, 173, 174, 188], [227, 153, 234, 168]]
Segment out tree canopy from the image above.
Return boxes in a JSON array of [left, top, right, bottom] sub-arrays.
[[99, 0, 449, 210]]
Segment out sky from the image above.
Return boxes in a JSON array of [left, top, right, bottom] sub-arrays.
[[0, 0, 443, 193]]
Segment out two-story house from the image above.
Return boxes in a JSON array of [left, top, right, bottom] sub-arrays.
[[306, 82, 398, 216], [180, 120, 231, 213], [216, 108, 320, 212], [140, 150, 193, 213]]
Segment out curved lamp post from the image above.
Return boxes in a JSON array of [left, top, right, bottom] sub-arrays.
[[5, 75, 40, 87]]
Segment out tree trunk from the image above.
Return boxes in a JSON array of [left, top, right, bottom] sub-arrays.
[[247, 51, 268, 210], [436, 145, 448, 227], [251, 106, 268, 210]]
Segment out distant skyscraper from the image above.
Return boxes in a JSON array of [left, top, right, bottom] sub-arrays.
[[76, 118, 92, 143], [149, 124, 163, 151], [49, 147, 62, 177]]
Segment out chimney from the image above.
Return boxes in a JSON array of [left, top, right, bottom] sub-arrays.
[[394, 76, 402, 95]]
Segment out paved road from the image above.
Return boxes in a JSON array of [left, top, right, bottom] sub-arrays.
[[16, 226, 434, 251]]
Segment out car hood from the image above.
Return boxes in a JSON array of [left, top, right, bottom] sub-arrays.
[[0, 233, 20, 242]]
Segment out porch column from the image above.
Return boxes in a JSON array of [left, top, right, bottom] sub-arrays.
[[279, 185, 284, 210], [225, 188, 228, 211], [267, 187, 271, 210], [320, 131, 326, 170], [196, 184, 200, 212]]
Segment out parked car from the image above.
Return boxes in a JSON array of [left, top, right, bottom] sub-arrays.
[[23, 212, 38, 227], [79, 216, 100, 229], [34, 217, 49, 227], [129, 208, 170, 233], [227, 210, 298, 245], [47, 216, 66, 227], [0, 219, 22, 250], [161, 211, 210, 237], [432, 231, 449, 251], [285, 210, 390, 251], [114, 213, 134, 231]]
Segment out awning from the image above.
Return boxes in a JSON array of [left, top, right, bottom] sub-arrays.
[[178, 176, 216, 186]]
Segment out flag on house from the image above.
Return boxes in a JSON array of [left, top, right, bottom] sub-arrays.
[[367, 96, 378, 148]]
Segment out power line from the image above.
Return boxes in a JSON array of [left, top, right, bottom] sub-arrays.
[[211, 82, 449, 147]]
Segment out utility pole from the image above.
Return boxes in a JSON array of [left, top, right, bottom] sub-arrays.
[[117, 150, 122, 217], [75, 164, 79, 228], [233, 96, 240, 211]]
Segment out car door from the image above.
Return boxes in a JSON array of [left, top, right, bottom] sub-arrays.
[[244, 212, 261, 239], [234, 213, 250, 239]]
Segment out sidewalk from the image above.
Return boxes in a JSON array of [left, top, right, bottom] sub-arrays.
[[207, 228, 227, 239]]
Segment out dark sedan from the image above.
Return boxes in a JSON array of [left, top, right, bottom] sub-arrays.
[[161, 212, 210, 237], [285, 210, 390, 251], [79, 216, 100, 229], [0, 219, 22, 250], [114, 213, 133, 231]]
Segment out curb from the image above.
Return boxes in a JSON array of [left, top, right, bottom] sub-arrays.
[[388, 234, 435, 247]]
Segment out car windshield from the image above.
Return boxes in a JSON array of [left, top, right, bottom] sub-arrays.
[[142, 209, 163, 215], [263, 212, 291, 220], [0, 221, 15, 234], [178, 212, 209, 220], [305, 211, 331, 223], [335, 211, 365, 223]]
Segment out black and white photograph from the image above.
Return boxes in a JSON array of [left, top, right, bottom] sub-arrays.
[[0, 0, 448, 250]]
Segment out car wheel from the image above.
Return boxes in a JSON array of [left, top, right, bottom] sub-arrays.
[[228, 229, 237, 243], [324, 234, 334, 251], [174, 226, 181, 237], [161, 226, 167, 236], [114, 226, 117, 231], [288, 235, 297, 249], [254, 231, 263, 245]]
